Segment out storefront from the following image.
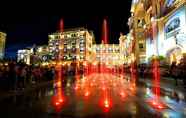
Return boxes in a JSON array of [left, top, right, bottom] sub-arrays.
[[162, 5, 186, 64]]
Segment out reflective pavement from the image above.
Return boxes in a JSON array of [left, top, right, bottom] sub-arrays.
[[0, 73, 185, 118]]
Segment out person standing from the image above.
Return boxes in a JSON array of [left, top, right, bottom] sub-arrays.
[[170, 61, 178, 86]]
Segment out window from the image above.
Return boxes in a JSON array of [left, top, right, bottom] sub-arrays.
[[80, 56, 84, 59], [108, 48, 113, 52], [80, 39, 85, 43], [115, 49, 120, 53], [64, 40, 67, 45], [72, 40, 76, 45], [63, 56, 67, 60], [72, 56, 76, 60], [64, 48, 67, 53], [80, 43, 84, 47], [72, 47, 76, 52], [139, 43, 143, 49], [80, 48, 84, 52]]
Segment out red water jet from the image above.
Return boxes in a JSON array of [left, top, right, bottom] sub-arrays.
[[102, 18, 109, 44]]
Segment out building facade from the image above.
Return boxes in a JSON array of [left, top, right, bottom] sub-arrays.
[[91, 44, 121, 66], [0, 32, 6, 59], [35, 45, 49, 63], [48, 28, 94, 64], [17, 49, 32, 65], [17, 45, 49, 65], [119, 33, 135, 64], [129, 0, 186, 65]]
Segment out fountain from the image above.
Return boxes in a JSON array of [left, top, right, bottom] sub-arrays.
[[100, 18, 109, 74], [147, 19, 166, 109], [148, 57, 166, 109], [102, 18, 109, 44], [51, 18, 65, 112]]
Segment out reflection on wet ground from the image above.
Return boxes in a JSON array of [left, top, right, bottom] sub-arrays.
[[0, 73, 185, 118]]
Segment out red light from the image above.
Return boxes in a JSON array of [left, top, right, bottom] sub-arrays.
[[104, 100, 109, 107], [152, 101, 157, 105], [148, 100, 166, 110], [120, 91, 126, 98], [158, 105, 163, 109], [130, 87, 134, 90], [59, 98, 63, 103], [55, 102, 59, 105], [75, 85, 79, 90], [102, 87, 106, 91], [84, 91, 90, 97]]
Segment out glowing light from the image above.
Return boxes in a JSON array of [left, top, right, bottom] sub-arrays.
[[67, 82, 71, 87], [84, 91, 90, 97], [60, 19, 64, 32], [130, 86, 134, 91], [67, 63, 71, 66], [102, 18, 108, 44], [75, 85, 79, 90], [152, 101, 157, 105], [55, 102, 59, 105], [146, 88, 151, 95], [56, 81, 61, 87], [158, 105, 163, 109], [148, 100, 166, 110], [102, 86, 106, 91], [120, 91, 126, 98], [83, 61, 87, 66], [104, 99, 109, 108], [93, 61, 97, 66], [59, 99, 63, 103]]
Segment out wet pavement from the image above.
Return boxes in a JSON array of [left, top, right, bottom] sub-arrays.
[[0, 73, 186, 118]]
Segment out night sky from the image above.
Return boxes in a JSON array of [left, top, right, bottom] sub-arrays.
[[0, 1, 132, 58]]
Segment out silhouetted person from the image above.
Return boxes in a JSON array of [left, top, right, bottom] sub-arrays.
[[170, 61, 178, 86]]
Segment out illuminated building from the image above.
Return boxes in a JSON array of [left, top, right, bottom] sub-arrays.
[[35, 45, 49, 62], [91, 43, 121, 66], [17, 48, 32, 65], [128, 0, 147, 64], [155, 0, 186, 64], [0, 32, 6, 59], [48, 27, 94, 63], [129, 0, 186, 64], [17, 45, 49, 65], [119, 33, 134, 64]]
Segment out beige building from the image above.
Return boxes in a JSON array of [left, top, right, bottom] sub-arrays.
[[17, 49, 32, 65], [0, 32, 6, 59], [128, 0, 186, 65], [48, 28, 95, 64], [119, 33, 135, 64], [91, 43, 121, 66], [35, 45, 49, 62]]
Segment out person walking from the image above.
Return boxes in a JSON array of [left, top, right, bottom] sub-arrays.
[[170, 61, 178, 86]]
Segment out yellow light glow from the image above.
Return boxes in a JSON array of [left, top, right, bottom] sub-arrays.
[[93, 61, 97, 66], [83, 61, 87, 66]]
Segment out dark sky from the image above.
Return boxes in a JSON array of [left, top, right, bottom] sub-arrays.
[[0, 1, 132, 58]]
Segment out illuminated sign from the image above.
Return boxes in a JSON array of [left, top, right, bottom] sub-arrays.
[[165, 6, 186, 39], [166, 0, 175, 7], [166, 17, 180, 34], [162, 6, 186, 55]]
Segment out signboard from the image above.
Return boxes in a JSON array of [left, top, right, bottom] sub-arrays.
[[165, 6, 186, 48]]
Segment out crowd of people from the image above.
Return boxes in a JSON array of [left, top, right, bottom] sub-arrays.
[[0, 61, 55, 91], [138, 58, 186, 86], [1, 58, 186, 91], [170, 59, 186, 86]]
